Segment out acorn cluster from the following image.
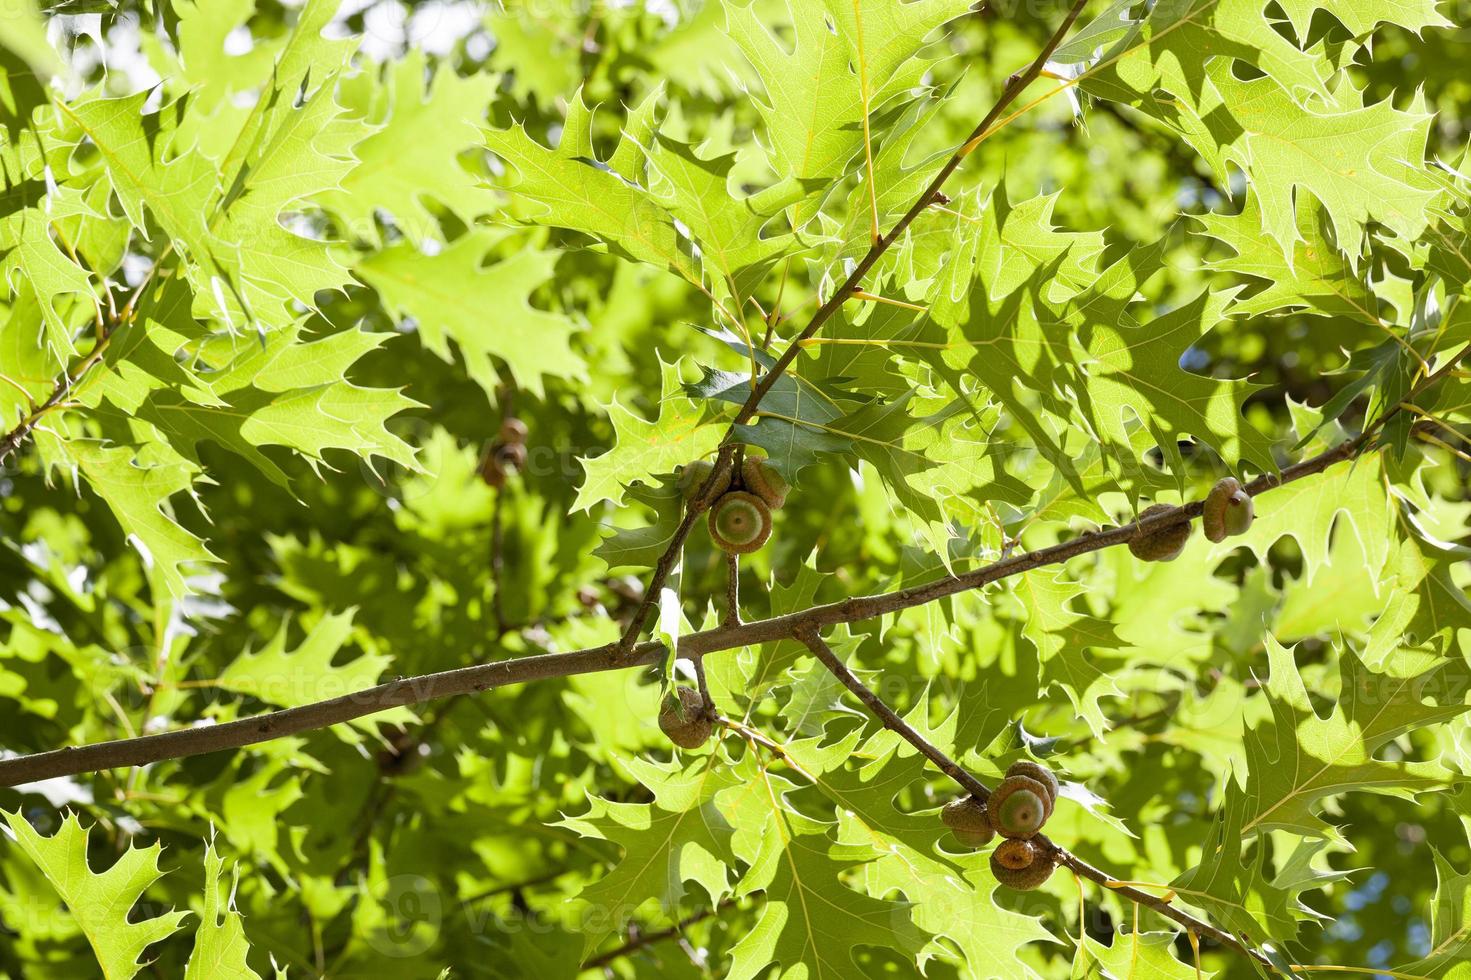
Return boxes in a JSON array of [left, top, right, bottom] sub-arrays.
[[479, 416, 529, 488], [941, 760, 1060, 890], [1129, 476, 1256, 562], [677, 454, 790, 555]]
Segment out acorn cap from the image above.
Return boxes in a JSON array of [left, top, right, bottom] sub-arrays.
[[708, 491, 772, 554], [1128, 503, 1191, 562], [990, 775, 1052, 838], [658, 687, 712, 749], [1005, 761, 1059, 806], [990, 848, 1055, 890], [941, 797, 995, 848], [993, 838, 1037, 871], [741, 457, 790, 509]]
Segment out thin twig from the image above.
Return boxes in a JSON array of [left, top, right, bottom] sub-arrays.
[[610, 0, 1091, 659], [490, 483, 507, 629], [724, 553, 741, 629], [580, 901, 732, 971], [796, 626, 988, 799], [0, 245, 175, 464]]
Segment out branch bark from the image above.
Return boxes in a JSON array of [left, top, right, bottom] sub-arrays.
[[0, 430, 1370, 788], [612, 0, 1091, 656], [795, 625, 989, 800]]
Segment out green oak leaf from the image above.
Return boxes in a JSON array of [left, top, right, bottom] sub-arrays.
[[716, 753, 924, 980], [320, 51, 499, 246], [1196, 191, 1379, 323], [1010, 569, 1127, 739], [484, 119, 699, 285], [1080, 930, 1214, 979], [3, 811, 189, 980], [723, 0, 970, 220], [359, 228, 584, 400], [0, 0, 59, 77], [215, 610, 415, 736], [1170, 784, 1303, 941], [1239, 638, 1471, 839], [34, 430, 215, 599], [184, 842, 262, 980], [560, 755, 739, 960], [578, 356, 722, 511], [1396, 845, 1471, 978]]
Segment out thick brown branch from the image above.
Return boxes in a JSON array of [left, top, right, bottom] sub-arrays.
[[613, 0, 1091, 656], [0, 433, 1368, 788], [793, 627, 1273, 970]]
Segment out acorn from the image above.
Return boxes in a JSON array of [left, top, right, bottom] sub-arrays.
[[1005, 761, 1059, 807], [1128, 503, 1191, 562], [1203, 477, 1254, 542], [658, 687, 712, 749], [741, 457, 789, 509], [993, 838, 1037, 871], [494, 441, 527, 473], [990, 842, 1055, 891], [940, 797, 995, 848], [499, 417, 528, 445], [678, 460, 731, 504], [990, 775, 1052, 839], [707, 491, 772, 554], [478, 441, 526, 488]]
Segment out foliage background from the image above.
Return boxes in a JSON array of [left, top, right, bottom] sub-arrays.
[[1, 0, 1470, 977]]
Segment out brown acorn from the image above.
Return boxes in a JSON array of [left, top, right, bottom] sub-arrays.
[[478, 441, 526, 488], [741, 457, 790, 509], [1202, 477, 1254, 542], [1128, 503, 1191, 562], [1005, 761, 1060, 807], [993, 838, 1037, 871], [708, 491, 772, 554], [990, 775, 1052, 839], [495, 441, 527, 473], [990, 845, 1056, 891], [940, 797, 995, 848], [499, 417, 528, 445], [658, 687, 712, 749], [678, 460, 731, 504]]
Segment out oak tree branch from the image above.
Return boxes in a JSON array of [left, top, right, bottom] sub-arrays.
[[0, 430, 1373, 788]]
